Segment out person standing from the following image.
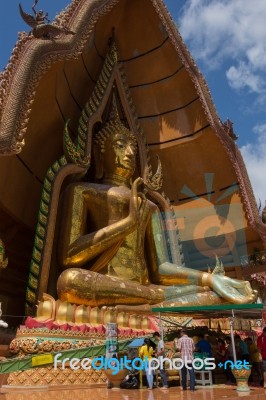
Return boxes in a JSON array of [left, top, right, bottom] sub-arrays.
[[246, 337, 263, 385], [176, 329, 196, 391], [216, 338, 227, 363], [257, 326, 266, 388], [197, 333, 215, 384], [224, 336, 235, 384], [196, 334, 212, 357], [216, 338, 228, 384], [153, 331, 169, 390], [139, 338, 154, 390], [235, 335, 250, 363]]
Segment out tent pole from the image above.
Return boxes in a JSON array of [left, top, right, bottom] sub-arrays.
[[230, 309, 237, 363], [159, 312, 163, 341]]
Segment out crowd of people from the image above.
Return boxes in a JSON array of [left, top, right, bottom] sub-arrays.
[[213, 330, 266, 387], [134, 326, 266, 390]]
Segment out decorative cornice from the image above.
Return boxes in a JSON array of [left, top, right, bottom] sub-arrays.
[[0, 0, 119, 155]]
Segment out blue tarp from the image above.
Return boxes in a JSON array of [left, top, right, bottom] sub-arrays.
[[128, 338, 145, 348]]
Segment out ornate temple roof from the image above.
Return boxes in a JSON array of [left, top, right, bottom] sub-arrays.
[[0, 0, 265, 247]]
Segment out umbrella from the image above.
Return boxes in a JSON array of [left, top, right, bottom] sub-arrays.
[[128, 338, 145, 347]]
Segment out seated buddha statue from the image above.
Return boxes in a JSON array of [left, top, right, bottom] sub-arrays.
[[56, 108, 256, 308]]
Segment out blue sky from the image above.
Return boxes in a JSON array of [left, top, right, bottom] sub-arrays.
[[0, 0, 265, 206]]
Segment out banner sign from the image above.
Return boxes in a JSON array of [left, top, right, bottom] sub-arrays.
[[105, 322, 118, 360], [32, 354, 54, 367]]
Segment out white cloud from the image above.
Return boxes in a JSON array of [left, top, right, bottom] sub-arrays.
[[240, 124, 266, 205], [177, 0, 266, 207], [226, 62, 263, 93], [178, 0, 266, 94]]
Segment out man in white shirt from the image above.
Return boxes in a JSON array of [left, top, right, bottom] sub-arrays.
[[153, 331, 169, 390], [176, 329, 196, 391]]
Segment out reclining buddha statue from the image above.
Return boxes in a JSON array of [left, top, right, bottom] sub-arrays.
[[55, 104, 256, 308]]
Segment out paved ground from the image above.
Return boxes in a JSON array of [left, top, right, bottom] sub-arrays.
[[0, 384, 266, 400]]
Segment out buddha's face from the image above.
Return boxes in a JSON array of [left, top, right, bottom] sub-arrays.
[[103, 133, 136, 179]]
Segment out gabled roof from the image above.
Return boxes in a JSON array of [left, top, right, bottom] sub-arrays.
[[0, 0, 265, 242]]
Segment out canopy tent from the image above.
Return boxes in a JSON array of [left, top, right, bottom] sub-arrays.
[[151, 303, 264, 362], [151, 303, 263, 318]]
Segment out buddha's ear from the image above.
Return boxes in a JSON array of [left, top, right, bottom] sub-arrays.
[[93, 144, 104, 180]]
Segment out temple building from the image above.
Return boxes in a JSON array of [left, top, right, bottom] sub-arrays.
[[0, 0, 266, 327]]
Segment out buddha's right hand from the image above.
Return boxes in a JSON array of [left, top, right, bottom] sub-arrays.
[[129, 177, 144, 219]]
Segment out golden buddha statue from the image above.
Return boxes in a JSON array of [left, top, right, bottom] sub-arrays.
[[56, 107, 256, 308]]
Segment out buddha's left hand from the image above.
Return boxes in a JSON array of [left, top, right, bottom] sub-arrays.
[[210, 274, 257, 304]]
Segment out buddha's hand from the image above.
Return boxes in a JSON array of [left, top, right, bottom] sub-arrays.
[[129, 177, 145, 220], [207, 273, 257, 304]]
